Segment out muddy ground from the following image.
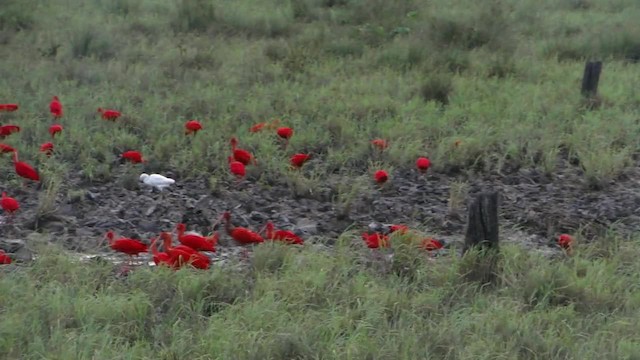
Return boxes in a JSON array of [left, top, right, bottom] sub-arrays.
[[2, 152, 640, 264]]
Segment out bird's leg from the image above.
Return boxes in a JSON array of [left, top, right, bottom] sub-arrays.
[[240, 247, 250, 260]]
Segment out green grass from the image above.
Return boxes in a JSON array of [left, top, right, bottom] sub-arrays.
[[1, 0, 640, 190], [2, 236, 640, 359], [3, 0, 640, 358]]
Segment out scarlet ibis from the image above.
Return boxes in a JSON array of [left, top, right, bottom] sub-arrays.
[[139, 173, 175, 191], [40, 142, 54, 157], [389, 224, 410, 235], [221, 211, 264, 245], [371, 139, 388, 150], [230, 137, 256, 166], [228, 156, 246, 181], [276, 127, 293, 148], [49, 96, 63, 118], [290, 153, 310, 169], [1, 192, 19, 221], [149, 237, 173, 267], [0, 104, 18, 112], [362, 232, 390, 249], [0, 250, 11, 265], [160, 232, 210, 269], [175, 223, 218, 252], [0, 143, 15, 154], [97, 107, 121, 121], [184, 120, 202, 135], [558, 234, 573, 254], [105, 230, 148, 265], [416, 157, 431, 173], [374, 170, 388, 185], [49, 124, 63, 138], [12, 151, 39, 183], [0, 125, 20, 139], [121, 150, 144, 163], [261, 221, 304, 245], [420, 238, 444, 251], [250, 119, 280, 133]]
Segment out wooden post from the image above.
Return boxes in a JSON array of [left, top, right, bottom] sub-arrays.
[[580, 60, 602, 98], [461, 191, 500, 285], [463, 191, 500, 254]]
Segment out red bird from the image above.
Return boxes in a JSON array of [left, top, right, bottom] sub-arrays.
[[149, 237, 173, 268], [0, 250, 11, 265], [105, 230, 148, 264], [0, 104, 18, 112], [276, 127, 293, 148], [184, 120, 202, 136], [230, 137, 256, 166], [290, 153, 310, 169], [1, 192, 19, 217], [250, 119, 280, 133], [221, 211, 264, 245], [416, 157, 431, 173], [421, 238, 444, 251], [49, 96, 63, 118], [0, 125, 20, 139], [371, 138, 388, 150], [228, 156, 246, 180], [160, 232, 210, 269], [49, 124, 63, 138], [389, 224, 410, 235], [0, 143, 15, 154], [261, 221, 304, 245], [362, 232, 390, 249], [12, 151, 39, 183], [374, 170, 388, 185], [558, 234, 574, 253], [176, 223, 218, 252], [97, 107, 121, 121], [121, 150, 145, 163], [40, 142, 54, 157]]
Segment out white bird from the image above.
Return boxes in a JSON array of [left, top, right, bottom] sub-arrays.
[[139, 173, 175, 192]]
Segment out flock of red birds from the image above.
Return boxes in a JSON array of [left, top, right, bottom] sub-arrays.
[[0, 98, 574, 268]]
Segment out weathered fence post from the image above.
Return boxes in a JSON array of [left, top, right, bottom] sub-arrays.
[[463, 191, 500, 254], [580, 60, 602, 98], [461, 191, 500, 284], [580, 60, 603, 110]]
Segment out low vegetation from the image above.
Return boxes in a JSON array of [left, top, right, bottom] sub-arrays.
[[2, 0, 640, 358]]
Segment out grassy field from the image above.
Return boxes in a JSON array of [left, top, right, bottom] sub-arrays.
[[2, 0, 640, 358]]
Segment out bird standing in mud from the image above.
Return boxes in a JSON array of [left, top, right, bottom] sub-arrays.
[[139, 173, 175, 192], [1, 192, 19, 223]]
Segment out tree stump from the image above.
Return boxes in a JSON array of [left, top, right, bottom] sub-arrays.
[[461, 191, 501, 285], [580, 61, 603, 110], [463, 191, 500, 254]]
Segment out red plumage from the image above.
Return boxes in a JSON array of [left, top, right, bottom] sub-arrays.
[[0, 250, 11, 265], [49, 124, 63, 138], [121, 150, 144, 163], [0, 143, 15, 154], [0, 104, 18, 112], [277, 127, 293, 139], [105, 230, 148, 257], [416, 157, 431, 173], [421, 238, 444, 251], [263, 221, 304, 245], [161, 232, 210, 269], [228, 156, 246, 178], [12, 151, 39, 182], [49, 96, 63, 118], [97, 107, 121, 121], [371, 138, 388, 150], [184, 120, 203, 135], [222, 211, 264, 244], [230, 137, 256, 166], [374, 170, 388, 184], [176, 223, 218, 252], [0, 125, 20, 139], [290, 153, 310, 168], [1, 192, 19, 214], [40, 142, 54, 157], [362, 232, 390, 249]]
